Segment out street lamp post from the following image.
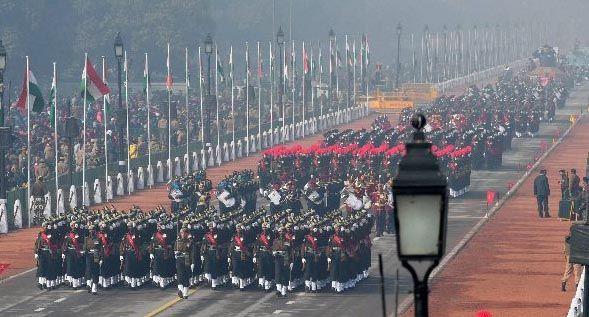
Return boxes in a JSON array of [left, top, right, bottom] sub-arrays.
[[204, 34, 213, 146], [277, 26, 285, 123], [0, 39, 7, 205], [395, 23, 402, 89], [328, 28, 335, 110], [113, 33, 125, 174], [392, 114, 449, 317]]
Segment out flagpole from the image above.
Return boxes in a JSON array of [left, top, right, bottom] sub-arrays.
[[282, 42, 286, 141], [53, 62, 59, 202], [246, 42, 250, 156], [230, 46, 235, 159], [185, 47, 189, 172], [345, 35, 349, 112], [302, 41, 305, 136], [310, 44, 314, 125], [269, 42, 274, 147], [353, 40, 356, 109], [335, 36, 339, 119], [167, 43, 172, 176], [26, 56, 31, 227], [82, 53, 88, 206], [257, 41, 262, 145], [124, 51, 130, 194], [215, 44, 220, 165], [198, 46, 205, 164], [145, 53, 152, 187], [291, 40, 295, 138], [101, 57, 109, 195], [319, 44, 323, 121]]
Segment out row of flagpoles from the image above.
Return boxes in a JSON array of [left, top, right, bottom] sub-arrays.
[[14, 35, 372, 225]]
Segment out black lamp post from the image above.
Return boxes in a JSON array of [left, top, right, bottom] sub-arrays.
[[0, 39, 8, 205], [328, 28, 335, 109], [392, 114, 449, 317], [395, 23, 402, 89], [203, 34, 213, 145], [113, 33, 125, 174], [277, 26, 285, 121]]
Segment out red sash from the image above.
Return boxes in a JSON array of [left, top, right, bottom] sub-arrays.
[[98, 232, 112, 257], [126, 234, 142, 260], [332, 235, 344, 248], [155, 231, 169, 249], [305, 235, 318, 252], [68, 232, 81, 254], [41, 232, 58, 254], [259, 233, 270, 247], [205, 232, 217, 247], [233, 236, 245, 250]]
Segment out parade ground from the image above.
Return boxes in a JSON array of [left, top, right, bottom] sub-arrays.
[[0, 80, 586, 317]]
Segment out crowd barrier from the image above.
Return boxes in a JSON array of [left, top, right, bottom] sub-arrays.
[[0, 105, 369, 233]]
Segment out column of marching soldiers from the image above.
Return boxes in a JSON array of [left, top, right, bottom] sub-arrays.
[[34, 62, 574, 299]]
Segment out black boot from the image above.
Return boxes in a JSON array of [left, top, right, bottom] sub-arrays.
[[562, 281, 566, 292]]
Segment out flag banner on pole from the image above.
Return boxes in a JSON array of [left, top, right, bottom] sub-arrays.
[[166, 43, 173, 91], [258, 53, 263, 80], [303, 44, 309, 75], [346, 38, 353, 68], [217, 55, 225, 83], [17, 69, 45, 112], [337, 50, 342, 69], [143, 58, 150, 94], [81, 58, 110, 104], [229, 47, 233, 81], [48, 74, 56, 127]]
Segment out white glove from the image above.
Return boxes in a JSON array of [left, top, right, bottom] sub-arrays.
[[227, 257, 231, 264], [34, 254, 38, 259], [252, 257, 257, 264], [200, 256, 204, 262], [80, 251, 85, 255], [120, 256, 124, 262], [327, 258, 332, 264], [301, 258, 306, 264], [99, 260, 103, 266], [272, 251, 277, 256], [150, 253, 155, 260], [62, 254, 66, 260], [289, 263, 293, 270], [191, 264, 195, 271]]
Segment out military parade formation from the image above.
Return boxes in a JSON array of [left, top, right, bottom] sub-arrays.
[[34, 59, 573, 300]]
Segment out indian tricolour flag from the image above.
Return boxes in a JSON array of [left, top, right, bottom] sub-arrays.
[[81, 57, 110, 104], [16, 69, 45, 113]]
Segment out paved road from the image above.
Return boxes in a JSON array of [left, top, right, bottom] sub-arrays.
[[0, 84, 586, 317]]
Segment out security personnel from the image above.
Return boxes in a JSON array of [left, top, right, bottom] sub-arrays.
[[84, 223, 101, 295], [533, 169, 551, 218]]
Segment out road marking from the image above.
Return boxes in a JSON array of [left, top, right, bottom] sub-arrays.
[[74, 290, 84, 293], [54, 297, 66, 303], [0, 267, 37, 285], [273, 310, 283, 314], [286, 300, 295, 305], [448, 216, 485, 219], [144, 288, 197, 317], [34, 307, 45, 312]]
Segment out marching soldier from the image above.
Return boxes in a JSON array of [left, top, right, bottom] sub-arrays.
[[175, 226, 193, 299], [149, 223, 175, 289], [34, 222, 60, 290], [272, 227, 291, 297], [202, 222, 222, 290], [84, 223, 101, 295], [254, 222, 274, 291], [63, 222, 86, 289], [230, 225, 254, 290]]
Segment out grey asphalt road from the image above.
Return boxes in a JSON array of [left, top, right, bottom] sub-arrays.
[[1, 83, 586, 317]]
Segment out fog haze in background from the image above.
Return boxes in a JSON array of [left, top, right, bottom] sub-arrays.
[[0, 0, 586, 83]]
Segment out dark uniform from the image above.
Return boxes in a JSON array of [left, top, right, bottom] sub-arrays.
[[175, 228, 193, 299]]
